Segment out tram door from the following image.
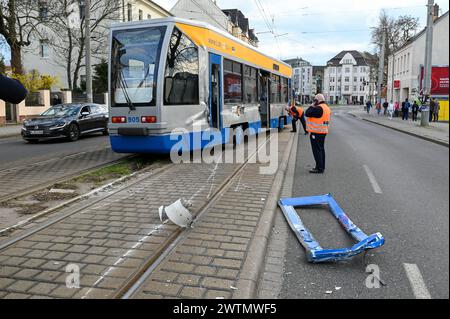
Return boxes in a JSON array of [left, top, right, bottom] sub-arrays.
[[259, 71, 270, 128], [209, 54, 222, 129]]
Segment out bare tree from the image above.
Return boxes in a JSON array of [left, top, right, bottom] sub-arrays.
[[38, 0, 126, 90], [0, 0, 48, 74], [371, 10, 420, 86]]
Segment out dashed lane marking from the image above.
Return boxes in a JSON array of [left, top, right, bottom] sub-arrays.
[[363, 164, 383, 194], [403, 263, 432, 299]]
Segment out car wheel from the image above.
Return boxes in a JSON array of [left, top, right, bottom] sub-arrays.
[[68, 124, 80, 142]]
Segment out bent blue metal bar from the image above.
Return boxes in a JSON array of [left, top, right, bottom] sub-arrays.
[[278, 193, 385, 263]]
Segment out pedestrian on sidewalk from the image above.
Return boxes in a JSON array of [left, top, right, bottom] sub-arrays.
[[305, 94, 331, 174], [433, 99, 440, 122], [286, 101, 308, 134], [388, 100, 394, 119], [412, 100, 420, 122], [376, 101, 382, 116], [383, 100, 389, 116], [394, 101, 400, 117], [402, 98, 411, 121], [0, 74, 27, 104], [366, 100, 372, 114], [429, 98, 436, 122]]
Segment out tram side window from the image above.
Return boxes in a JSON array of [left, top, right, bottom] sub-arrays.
[[270, 74, 281, 104], [281, 77, 288, 103], [224, 59, 243, 104], [164, 28, 199, 105], [243, 65, 258, 104]]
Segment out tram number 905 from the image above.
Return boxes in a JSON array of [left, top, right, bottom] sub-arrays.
[[128, 116, 140, 123]]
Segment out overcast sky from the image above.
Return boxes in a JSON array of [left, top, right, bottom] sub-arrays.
[[153, 0, 449, 65], [1, 0, 449, 65]]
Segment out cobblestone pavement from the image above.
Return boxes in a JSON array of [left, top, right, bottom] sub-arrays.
[[0, 147, 126, 201], [0, 130, 293, 299]]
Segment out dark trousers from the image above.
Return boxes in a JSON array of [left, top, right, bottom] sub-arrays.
[[412, 111, 418, 121], [402, 110, 409, 120], [292, 115, 307, 133], [433, 113, 439, 122], [310, 133, 326, 171]]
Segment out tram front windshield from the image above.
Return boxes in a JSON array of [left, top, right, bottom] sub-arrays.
[[111, 26, 166, 107]]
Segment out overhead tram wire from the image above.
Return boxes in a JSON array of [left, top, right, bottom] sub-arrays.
[[254, 0, 282, 58]]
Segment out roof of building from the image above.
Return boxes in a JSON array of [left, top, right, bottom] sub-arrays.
[[222, 9, 259, 42], [392, 10, 449, 54], [327, 50, 371, 66], [283, 58, 311, 68], [143, 0, 173, 16], [312, 66, 326, 73]]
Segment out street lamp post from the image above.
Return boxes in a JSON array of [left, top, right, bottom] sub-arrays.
[[421, 0, 434, 127], [84, 0, 93, 103]]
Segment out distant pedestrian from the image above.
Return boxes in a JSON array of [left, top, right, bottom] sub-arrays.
[[433, 98, 440, 122], [401, 98, 411, 120], [412, 100, 419, 122], [394, 101, 400, 117], [388, 100, 394, 119], [286, 101, 307, 134], [429, 98, 436, 122], [366, 100, 372, 114], [383, 100, 389, 116], [375, 102, 382, 116], [0, 74, 28, 104]]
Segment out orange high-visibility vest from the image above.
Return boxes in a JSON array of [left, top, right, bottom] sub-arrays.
[[306, 104, 331, 134], [289, 105, 303, 118]]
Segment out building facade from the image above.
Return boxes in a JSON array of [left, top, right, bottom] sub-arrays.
[[284, 58, 312, 104], [387, 11, 449, 105], [171, 0, 258, 47], [323, 51, 374, 105], [21, 0, 171, 90]]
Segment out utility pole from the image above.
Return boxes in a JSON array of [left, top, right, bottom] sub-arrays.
[[377, 28, 386, 105], [421, 0, 434, 127], [85, 0, 93, 103]]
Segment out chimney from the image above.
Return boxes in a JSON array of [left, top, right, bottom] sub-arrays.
[[432, 4, 440, 22]]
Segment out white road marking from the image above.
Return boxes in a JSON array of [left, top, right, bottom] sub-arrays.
[[403, 263, 432, 299], [363, 165, 383, 194]]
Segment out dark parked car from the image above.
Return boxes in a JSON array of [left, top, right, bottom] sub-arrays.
[[21, 103, 109, 143]]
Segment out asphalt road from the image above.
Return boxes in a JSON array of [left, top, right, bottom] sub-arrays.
[[0, 133, 112, 170], [279, 109, 449, 299]]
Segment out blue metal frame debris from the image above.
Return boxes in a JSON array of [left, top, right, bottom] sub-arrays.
[[278, 193, 385, 263]]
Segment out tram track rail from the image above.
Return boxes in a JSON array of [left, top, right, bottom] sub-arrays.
[[0, 132, 274, 299]]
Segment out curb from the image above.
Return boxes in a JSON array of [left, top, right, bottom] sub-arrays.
[[348, 113, 449, 148], [0, 133, 20, 139], [233, 130, 296, 299]]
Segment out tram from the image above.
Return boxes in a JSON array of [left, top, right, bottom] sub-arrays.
[[108, 17, 292, 153]]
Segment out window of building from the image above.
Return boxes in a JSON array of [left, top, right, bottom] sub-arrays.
[[40, 40, 49, 58], [139, 10, 143, 20], [224, 59, 242, 104], [354, 77, 357, 82], [147, 14, 152, 20], [345, 67, 350, 73], [164, 28, 199, 105], [243, 65, 258, 104], [344, 86, 349, 91], [345, 77, 350, 82], [353, 86, 357, 91], [39, 4, 49, 21], [360, 86, 364, 91], [127, 3, 132, 21], [270, 74, 281, 104]]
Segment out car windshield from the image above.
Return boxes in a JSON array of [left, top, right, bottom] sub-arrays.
[[111, 26, 166, 107], [41, 105, 80, 117]]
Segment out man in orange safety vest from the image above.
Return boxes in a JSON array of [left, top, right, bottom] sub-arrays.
[[305, 94, 331, 174], [286, 100, 308, 134]]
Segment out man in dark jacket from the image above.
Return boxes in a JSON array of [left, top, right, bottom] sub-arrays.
[[0, 74, 28, 104]]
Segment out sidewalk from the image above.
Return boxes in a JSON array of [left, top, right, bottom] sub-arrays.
[[348, 109, 449, 147], [0, 125, 21, 139]]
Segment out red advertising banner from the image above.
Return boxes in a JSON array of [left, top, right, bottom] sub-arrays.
[[394, 80, 401, 89], [420, 66, 449, 96]]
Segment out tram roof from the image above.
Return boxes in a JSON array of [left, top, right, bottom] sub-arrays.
[[111, 17, 292, 78]]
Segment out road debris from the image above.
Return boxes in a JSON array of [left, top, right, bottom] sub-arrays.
[[278, 193, 385, 263], [159, 198, 194, 228]]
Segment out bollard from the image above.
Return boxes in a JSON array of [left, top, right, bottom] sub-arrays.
[[421, 106, 430, 127]]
